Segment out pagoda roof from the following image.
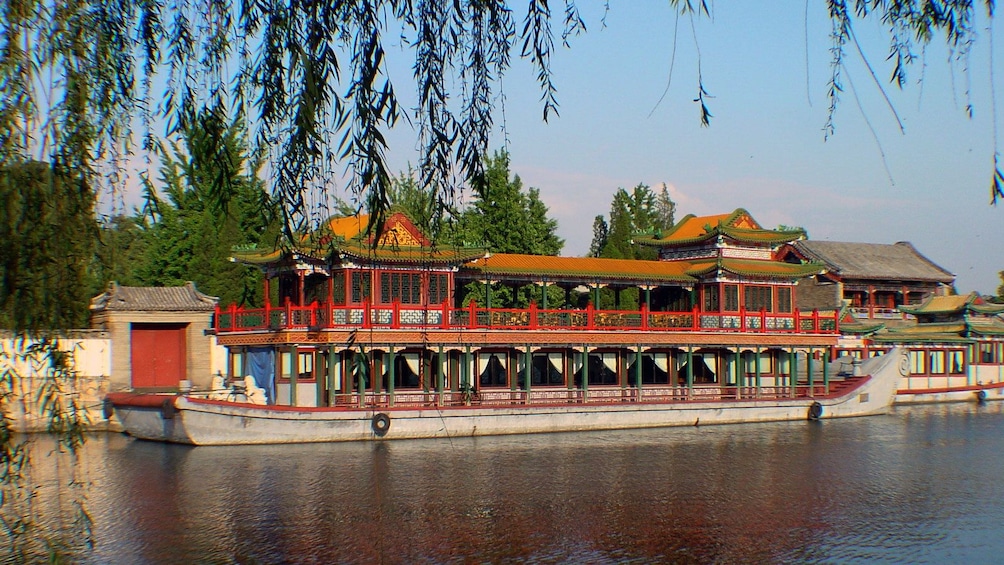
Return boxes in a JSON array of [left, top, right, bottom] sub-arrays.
[[90, 282, 218, 312], [684, 258, 825, 280], [231, 211, 488, 267], [459, 254, 695, 285], [790, 240, 954, 283], [899, 292, 1004, 316], [636, 209, 806, 247]]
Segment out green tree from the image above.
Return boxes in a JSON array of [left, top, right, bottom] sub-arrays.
[[452, 151, 563, 256], [88, 215, 150, 298], [137, 112, 277, 306], [654, 184, 676, 235], [589, 215, 608, 258], [600, 183, 661, 261], [995, 270, 1004, 303], [449, 151, 563, 307], [0, 160, 96, 330]]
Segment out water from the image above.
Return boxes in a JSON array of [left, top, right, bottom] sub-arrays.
[[13, 403, 1004, 564]]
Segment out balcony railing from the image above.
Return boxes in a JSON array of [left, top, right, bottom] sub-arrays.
[[214, 301, 839, 335]]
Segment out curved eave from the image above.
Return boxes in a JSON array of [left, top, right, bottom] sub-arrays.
[[337, 245, 489, 265], [231, 248, 327, 266], [970, 304, 1004, 315], [685, 260, 824, 280], [969, 325, 1004, 336], [460, 254, 695, 285], [460, 267, 694, 285], [840, 323, 886, 335], [872, 333, 973, 344], [637, 227, 804, 248]]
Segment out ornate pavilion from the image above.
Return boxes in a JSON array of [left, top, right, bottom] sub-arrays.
[[214, 208, 842, 407]]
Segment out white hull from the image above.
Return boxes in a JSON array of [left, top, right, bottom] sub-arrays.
[[110, 348, 907, 446], [894, 381, 1004, 405]]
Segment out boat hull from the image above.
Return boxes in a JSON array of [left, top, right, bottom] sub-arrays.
[[894, 381, 1004, 405], [108, 348, 907, 446]]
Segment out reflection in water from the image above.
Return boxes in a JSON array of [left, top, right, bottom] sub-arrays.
[[19, 402, 1004, 563]]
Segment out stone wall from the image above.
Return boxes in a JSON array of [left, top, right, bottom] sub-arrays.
[[1, 331, 113, 432]]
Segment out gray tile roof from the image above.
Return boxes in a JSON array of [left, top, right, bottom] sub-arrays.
[[792, 241, 954, 283], [90, 282, 218, 312]]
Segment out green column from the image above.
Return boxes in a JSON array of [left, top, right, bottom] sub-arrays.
[[635, 346, 643, 401], [315, 351, 325, 407], [289, 346, 298, 407], [510, 351, 517, 392], [356, 350, 366, 408], [437, 345, 445, 404], [790, 348, 797, 396], [387, 345, 396, 407], [524, 345, 532, 400], [823, 346, 830, 394], [541, 283, 548, 309], [807, 347, 814, 397], [734, 346, 742, 399], [755, 346, 762, 393], [686, 346, 694, 397], [582, 345, 590, 400], [327, 346, 338, 406], [464, 345, 472, 390], [592, 286, 600, 307]]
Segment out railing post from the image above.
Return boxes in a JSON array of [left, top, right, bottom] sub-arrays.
[[740, 307, 747, 332], [760, 308, 767, 333], [692, 306, 699, 331], [284, 297, 292, 329], [442, 300, 450, 329], [812, 309, 820, 333], [833, 309, 840, 333], [264, 302, 271, 330], [228, 303, 237, 330], [392, 301, 400, 328], [469, 300, 477, 329], [586, 302, 595, 330], [793, 309, 800, 333], [641, 302, 649, 331], [363, 301, 372, 329], [529, 302, 538, 330], [310, 301, 317, 327]]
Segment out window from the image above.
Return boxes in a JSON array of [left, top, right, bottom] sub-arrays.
[[298, 351, 315, 380], [910, 350, 926, 375], [978, 342, 1000, 364], [948, 350, 965, 374], [429, 274, 449, 305], [744, 285, 773, 312], [379, 272, 421, 304], [776, 287, 792, 313], [724, 285, 739, 311], [929, 350, 945, 374], [703, 285, 719, 312], [228, 350, 244, 378], [331, 271, 346, 304], [351, 271, 371, 304]]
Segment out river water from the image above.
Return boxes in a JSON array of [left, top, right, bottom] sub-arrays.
[[11, 402, 1004, 564]]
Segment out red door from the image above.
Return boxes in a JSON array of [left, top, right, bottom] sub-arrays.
[[131, 323, 187, 389]]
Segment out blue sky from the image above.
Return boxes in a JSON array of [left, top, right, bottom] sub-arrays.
[[371, 3, 1004, 295]]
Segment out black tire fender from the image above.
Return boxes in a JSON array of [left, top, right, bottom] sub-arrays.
[[371, 412, 391, 436], [808, 401, 823, 421]]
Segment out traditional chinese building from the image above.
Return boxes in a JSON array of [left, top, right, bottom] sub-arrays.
[[780, 240, 955, 320], [838, 292, 1004, 393], [214, 208, 843, 408]]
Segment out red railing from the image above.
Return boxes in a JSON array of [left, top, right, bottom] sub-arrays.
[[213, 301, 839, 335]]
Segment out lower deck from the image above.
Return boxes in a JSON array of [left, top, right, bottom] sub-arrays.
[[220, 335, 843, 409]]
